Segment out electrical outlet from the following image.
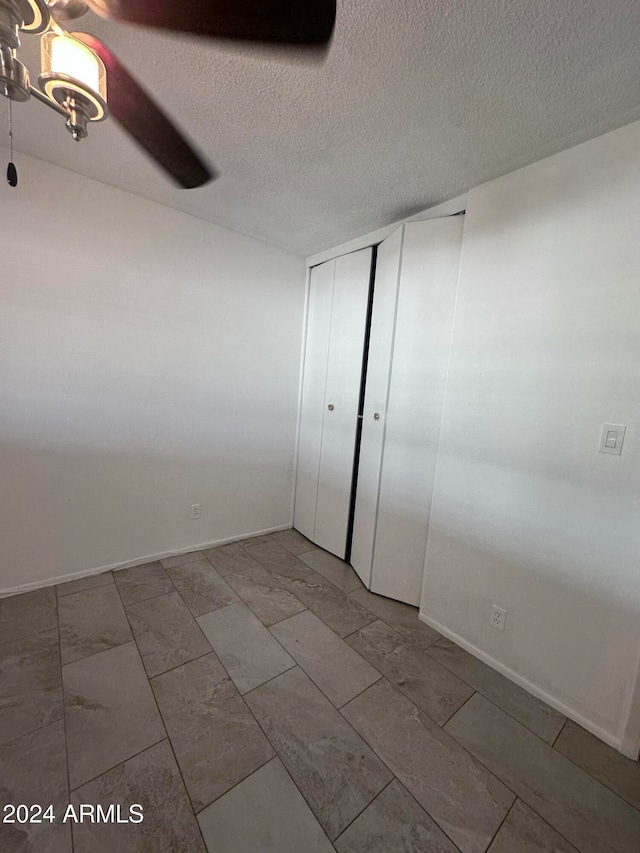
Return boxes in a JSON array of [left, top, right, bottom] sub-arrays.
[[491, 605, 507, 632], [190, 503, 201, 520]]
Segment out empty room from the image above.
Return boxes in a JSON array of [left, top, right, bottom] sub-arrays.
[[1, 1, 639, 851]]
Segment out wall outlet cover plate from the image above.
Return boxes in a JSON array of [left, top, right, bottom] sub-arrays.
[[491, 604, 507, 632]]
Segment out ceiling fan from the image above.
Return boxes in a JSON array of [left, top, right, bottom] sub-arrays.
[[0, 0, 337, 188]]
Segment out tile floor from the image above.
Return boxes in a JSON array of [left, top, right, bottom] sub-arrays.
[[1, 528, 639, 852]]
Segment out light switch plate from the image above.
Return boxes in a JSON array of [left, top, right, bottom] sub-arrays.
[[599, 424, 626, 456]]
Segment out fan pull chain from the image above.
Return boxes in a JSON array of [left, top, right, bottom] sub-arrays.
[[7, 97, 17, 187]]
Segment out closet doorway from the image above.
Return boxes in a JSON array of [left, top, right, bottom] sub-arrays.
[[295, 216, 464, 605]]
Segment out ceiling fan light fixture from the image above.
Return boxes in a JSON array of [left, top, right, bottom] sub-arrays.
[[39, 31, 107, 138], [19, 0, 49, 33], [0, 0, 49, 45], [1, 0, 336, 184]]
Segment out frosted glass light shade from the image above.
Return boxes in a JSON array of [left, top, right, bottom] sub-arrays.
[[40, 32, 107, 119]]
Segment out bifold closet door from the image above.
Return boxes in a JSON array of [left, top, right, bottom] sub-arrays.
[[372, 217, 463, 604], [352, 217, 464, 604], [294, 248, 372, 559], [294, 259, 335, 542], [349, 227, 403, 586]]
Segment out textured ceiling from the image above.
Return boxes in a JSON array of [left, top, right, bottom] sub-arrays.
[[7, 0, 640, 255]]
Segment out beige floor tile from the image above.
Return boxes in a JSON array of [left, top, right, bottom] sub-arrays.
[[56, 572, 114, 598], [0, 587, 57, 645], [160, 550, 205, 570], [71, 740, 206, 853], [270, 609, 380, 707], [197, 602, 294, 694], [349, 587, 441, 649], [59, 585, 132, 665], [126, 591, 211, 677], [166, 560, 238, 617], [246, 667, 392, 840], [113, 562, 175, 606], [203, 542, 263, 577], [487, 800, 578, 852], [0, 628, 63, 745], [225, 564, 307, 626], [347, 620, 473, 725], [335, 779, 459, 853], [198, 758, 334, 853], [284, 573, 375, 637], [151, 653, 274, 811], [64, 641, 166, 789], [554, 719, 640, 811], [0, 720, 71, 853], [270, 529, 316, 556], [428, 637, 565, 742], [342, 680, 514, 853], [300, 549, 364, 593], [445, 693, 640, 853], [241, 538, 314, 580]]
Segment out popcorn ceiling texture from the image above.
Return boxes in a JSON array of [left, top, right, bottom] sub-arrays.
[[9, 0, 640, 254]]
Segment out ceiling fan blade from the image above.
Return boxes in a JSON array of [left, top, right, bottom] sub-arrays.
[[73, 32, 215, 189], [86, 0, 336, 46]]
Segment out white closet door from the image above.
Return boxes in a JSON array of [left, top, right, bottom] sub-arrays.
[[350, 227, 404, 585], [314, 248, 372, 558], [371, 217, 464, 605], [293, 259, 335, 540]]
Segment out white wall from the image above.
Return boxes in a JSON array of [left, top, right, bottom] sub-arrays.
[[420, 121, 640, 752], [0, 151, 305, 593]]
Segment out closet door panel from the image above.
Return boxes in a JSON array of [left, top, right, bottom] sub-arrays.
[[293, 260, 335, 540], [314, 248, 372, 558], [371, 217, 464, 605], [350, 227, 404, 584]]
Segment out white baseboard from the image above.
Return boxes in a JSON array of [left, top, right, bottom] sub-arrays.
[[418, 610, 626, 755], [0, 524, 292, 598]]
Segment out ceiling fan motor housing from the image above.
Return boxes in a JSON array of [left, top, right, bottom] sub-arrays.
[[0, 0, 49, 40], [0, 0, 49, 100], [0, 0, 21, 49]]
